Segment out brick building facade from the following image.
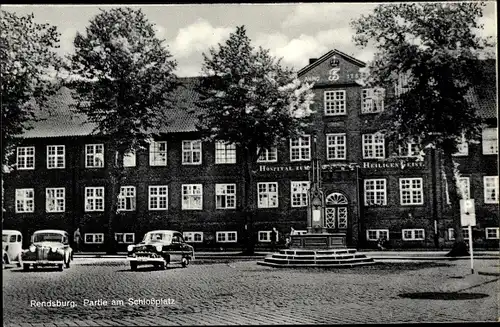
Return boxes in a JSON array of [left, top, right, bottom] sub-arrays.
[[3, 50, 498, 251]]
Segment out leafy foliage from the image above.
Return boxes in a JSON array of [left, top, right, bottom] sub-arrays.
[[351, 2, 492, 153], [67, 7, 178, 253], [196, 26, 314, 254], [196, 26, 315, 162], [67, 7, 178, 154], [351, 2, 493, 254], [1, 10, 62, 164]]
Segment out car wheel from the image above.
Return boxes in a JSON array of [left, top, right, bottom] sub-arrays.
[[23, 264, 30, 271], [159, 261, 167, 270], [130, 262, 137, 271], [58, 264, 64, 271], [181, 257, 189, 268], [3, 253, 10, 265]]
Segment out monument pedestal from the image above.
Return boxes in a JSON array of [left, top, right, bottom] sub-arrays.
[[289, 232, 346, 249], [257, 232, 376, 268]]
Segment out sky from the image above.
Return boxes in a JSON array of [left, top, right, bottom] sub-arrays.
[[3, 2, 498, 77]]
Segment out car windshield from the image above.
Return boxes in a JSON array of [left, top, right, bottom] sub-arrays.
[[2, 235, 8, 242], [144, 232, 171, 243], [33, 233, 64, 243]]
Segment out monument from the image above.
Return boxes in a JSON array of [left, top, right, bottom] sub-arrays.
[[257, 135, 375, 268]]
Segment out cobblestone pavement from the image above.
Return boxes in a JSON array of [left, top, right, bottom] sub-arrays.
[[3, 259, 499, 325]]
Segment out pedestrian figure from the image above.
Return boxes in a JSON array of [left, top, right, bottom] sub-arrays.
[[377, 236, 387, 251], [73, 227, 81, 253], [270, 227, 278, 252]]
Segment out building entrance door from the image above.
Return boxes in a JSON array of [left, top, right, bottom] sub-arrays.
[[325, 193, 348, 231]]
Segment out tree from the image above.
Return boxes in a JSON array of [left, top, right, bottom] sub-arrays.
[[1, 10, 62, 214], [67, 7, 178, 253], [351, 2, 494, 256], [196, 26, 315, 254]]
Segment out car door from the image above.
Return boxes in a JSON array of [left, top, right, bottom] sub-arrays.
[[170, 234, 182, 263]]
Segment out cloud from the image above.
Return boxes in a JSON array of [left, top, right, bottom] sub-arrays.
[[254, 27, 372, 70], [58, 27, 78, 56], [169, 19, 233, 59], [282, 3, 377, 28], [176, 62, 202, 77], [477, 14, 497, 39]]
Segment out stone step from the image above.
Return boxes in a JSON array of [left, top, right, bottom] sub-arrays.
[[257, 260, 378, 268], [279, 249, 358, 255], [270, 254, 370, 261], [263, 256, 374, 265]]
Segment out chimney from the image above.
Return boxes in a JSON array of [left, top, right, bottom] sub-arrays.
[[309, 58, 318, 65]]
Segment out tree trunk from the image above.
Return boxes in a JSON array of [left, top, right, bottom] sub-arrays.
[[242, 148, 256, 255], [106, 150, 125, 254], [442, 150, 469, 257]]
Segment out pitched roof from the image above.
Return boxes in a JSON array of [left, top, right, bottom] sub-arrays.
[[297, 49, 366, 76], [18, 59, 497, 139], [470, 59, 497, 120], [22, 77, 202, 138]]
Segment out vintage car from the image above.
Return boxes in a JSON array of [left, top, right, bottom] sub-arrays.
[[127, 230, 194, 271], [20, 229, 72, 271], [3, 230, 23, 267]]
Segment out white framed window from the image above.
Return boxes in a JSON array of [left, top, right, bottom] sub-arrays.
[[17, 146, 35, 170], [85, 144, 104, 168], [216, 231, 237, 243], [484, 176, 498, 204], [115, 233, 135, 244], [46, 188, 65, 213], [402, 229, 425, 241], [257, 147, 278, 163], [448, 228, 470, 241], [482, 127, 498, 155], [84, 233, 104, 244], [361, 88, 384, 113], [182, 140, 202, 165], [446, 177, 470, 205], [485, 227, 499, 240], [366, 229, 389, 241], [215, 141, 236, 164], [400, 178, 424, 205], [15, 188, 34, 213], [182, 184, 203, 210], [258, 230, 280, 243], [290, 136, 311, 162], [148, 185, 168, 210], [291, 181, 309, 207], [324, 90, 346, 115], [118, 186, 136, 211], [453, 135, 469, 156], [149, 141, 167, 166], [258, 182, 278, 208], [183, 232, 204, 243], [216, 184, 236, 209], [123, 150, 136, 167], [364, 179, 387, 206], [326, 134, 346, 160], [47, 145, 65, 169], [84, 187, 105, 212], [362, 133, 385, 159], [398, 140, 421, 158]]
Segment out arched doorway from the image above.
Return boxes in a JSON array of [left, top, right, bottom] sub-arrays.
[[325, 192, 348, 231]]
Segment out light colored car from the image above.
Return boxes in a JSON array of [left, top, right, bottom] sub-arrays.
[[2, 230, 23, 267], [20, 229, 73, 271], [127, 230, 194, 271]]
